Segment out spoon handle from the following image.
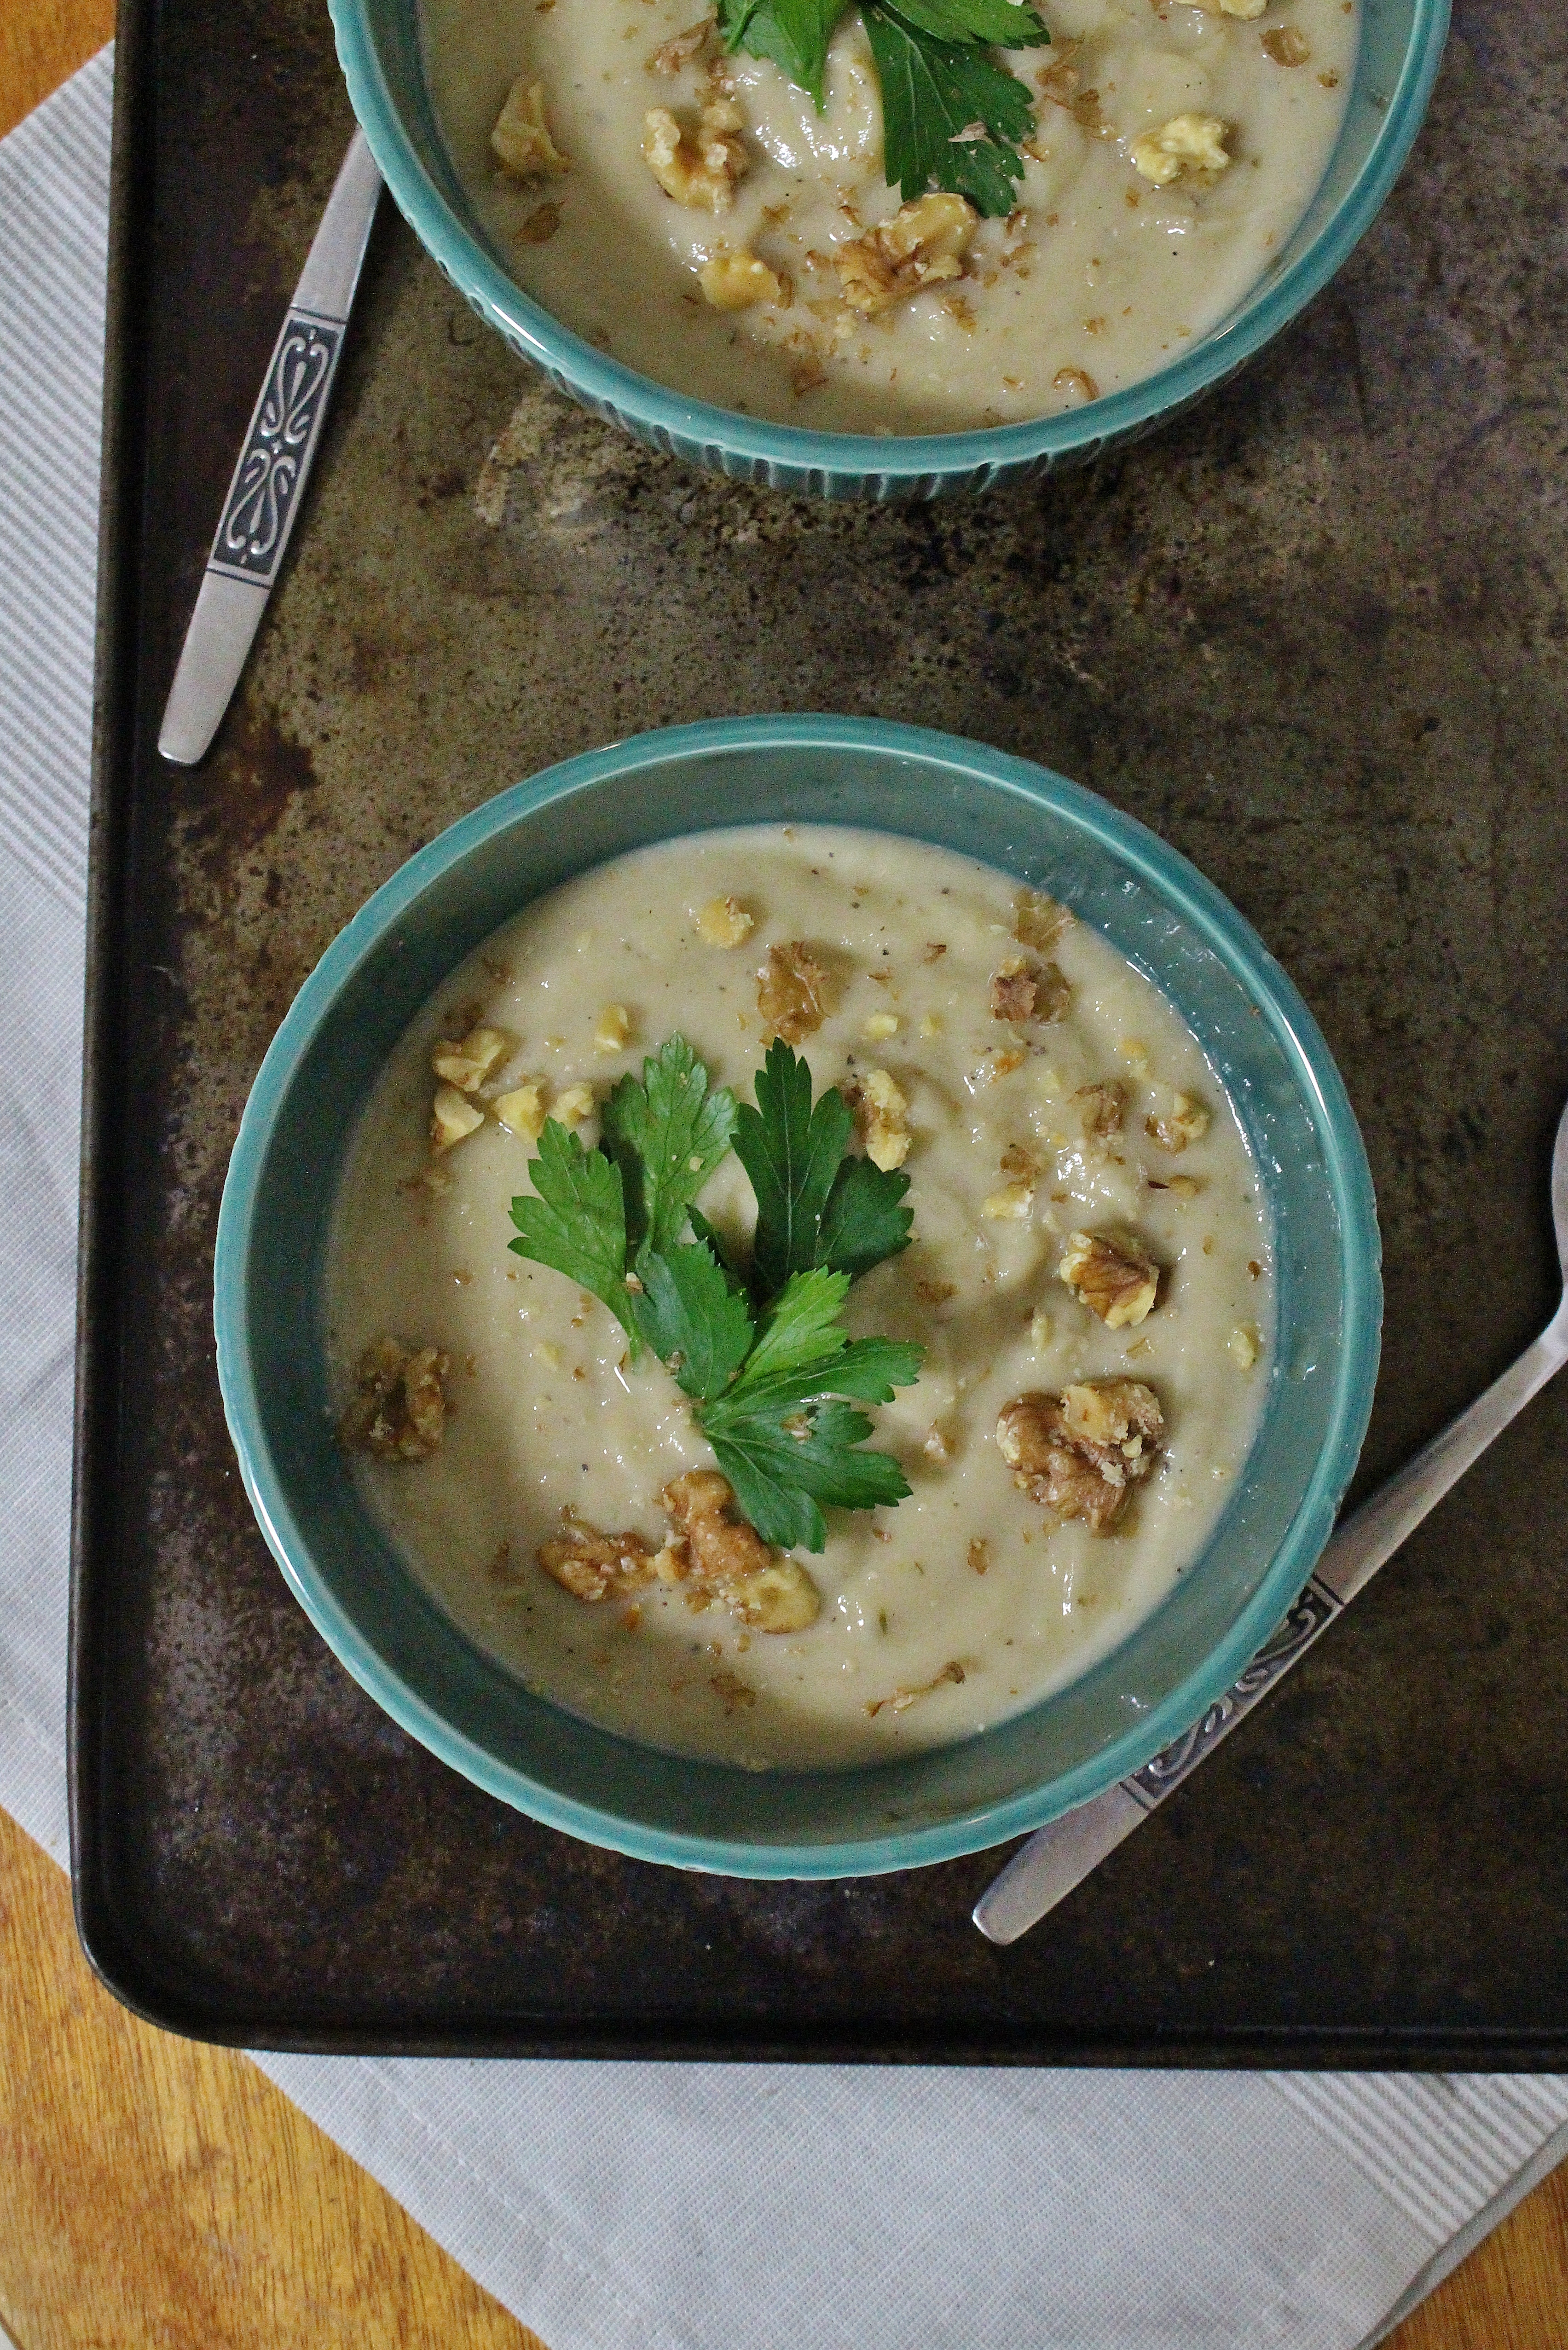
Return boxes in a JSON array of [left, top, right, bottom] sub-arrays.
[[972, 1314, 1568, 1948], [158, 130, 382, 766]]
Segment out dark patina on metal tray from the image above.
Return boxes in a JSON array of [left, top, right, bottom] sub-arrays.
[[71, 0, 1568, 2060]]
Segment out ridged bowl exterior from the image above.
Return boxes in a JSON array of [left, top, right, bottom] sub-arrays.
[[329, 0, 1448, 500]]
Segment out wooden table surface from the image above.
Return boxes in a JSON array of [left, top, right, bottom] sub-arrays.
[[2, 8, 1566, 2346]]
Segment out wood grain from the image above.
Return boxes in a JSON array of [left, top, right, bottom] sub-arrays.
[[0, 0, 114, 139], [0, 1807, 544, 2350], [1, 11, 1565, 2349]]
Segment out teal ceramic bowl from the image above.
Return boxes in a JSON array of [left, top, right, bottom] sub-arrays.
[[214, 716, 1381, 1878], [329, 0, 1447, 499]]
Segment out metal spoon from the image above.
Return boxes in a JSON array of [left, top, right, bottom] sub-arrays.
[[974, 1094, 1568, 1947]]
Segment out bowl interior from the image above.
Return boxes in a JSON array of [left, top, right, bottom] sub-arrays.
[[218, 721, 1380, 1874], [329, 0, 1447, 484]]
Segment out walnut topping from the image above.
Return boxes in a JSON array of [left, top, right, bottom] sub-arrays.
[[697, 893, 755, 946], [967, 1537, 989, 1576], [867, 1659, 965, 1717], [1013, 890, 1070, 950], [1035, 40, 1082, 106], [517, 201, 562, 245], [989, 955, 1072, 1025], [643, 101, 749, 212], [1131, 115, 1232, 187], [494, 1082, 546, 1140], [1146, 1092, 1210, 1152], [758, 940, 829, 1043], [648, 13, 713, 72], [996, 1378, 1165, 1534], [1210, 0, 1265, 15], [1229, 1322, 1261, 1370], [700, 249, 784, 310], [431, 1082, 485, 1154], [538, 1509, 667, 1603], [1261, 24, 1310, 63], [491, 79, 570, 180], [662, 1470, 821, 1631], [432, 1025, 508, 1092], [862, 1010, 900, 1043], [1073, 1079, 1126, 1140], [849, 1066, 910, 1171], [339, 1339, 450, 1461], [593, 1003, 632, 1054], [1053, 367, 1099, 405], [1059, 1229, 1160, 1326], [550, 1082, 596, 1128], [983, 1180, 1035, 1221], [835, 193, 978, 317], [921, 941, 947, 963], [710, 1670, 756, 1712]]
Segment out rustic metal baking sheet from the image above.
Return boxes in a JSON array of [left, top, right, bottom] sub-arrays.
[[71, 0, 1568, 2058]]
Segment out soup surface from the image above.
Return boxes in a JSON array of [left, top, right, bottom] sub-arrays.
[[422, 0, 1355, 432], [327, 825, 1273, 1767]]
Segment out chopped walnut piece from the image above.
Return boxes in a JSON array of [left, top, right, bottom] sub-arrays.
[[1013, 890, 1070, 949], [1074, 1079, 1126, 1140], [517, 201, 562, 245], [1229, 1322, 1262, 1370], [538, 1508, 665, 1603], [990, 955, 1072, 1025], [432, 1025, 508, 1092], [662, 1469, 822, 1631], [1146, 1092, 1210, 1152], [845, 1066, 910, 1171], [700, 249, 784, 309], [967, 1537, 989, 1576], [1131, 115, 1232, 186], [648, 13, 713, 72], [431, 1082, 485, 1154], [1000, 1140, 1046, 1182], [983, 1180, 1035, 1221], [339, 1339, 451, 1461], [921, 941, 947, 963], [494, 1082, 546, 1140], [1053, 366, 1099, 405], [835, 193, 978, 316], [862, 1010, 900, 1043], [1035, 40, 1082, 105], [710, 1670, 757, 1711], [697, 893, 755, 947], [758, 940, 829, 1043], [1059, 1229, 1160, 1327], [1210, 0, 1265, 15], [593, 1003, 632, 1054], [866, 1659, 965, 1717], [642, 101, 749, 212], [491, 78, 570, 180], [922, 1423, 953, 1463], [997, 1377, 1165, 1534], [1261, 24, 1310, 63], [550, 1082, 596, 1128]]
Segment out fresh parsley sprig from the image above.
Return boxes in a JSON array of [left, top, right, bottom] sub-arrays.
[[507, 1035, 923, 1551], [716, 0, 1048, 219]]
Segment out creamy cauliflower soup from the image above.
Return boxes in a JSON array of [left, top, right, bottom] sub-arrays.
[[421, 0, 1356, 432], [326, 825, 1273, 1769]]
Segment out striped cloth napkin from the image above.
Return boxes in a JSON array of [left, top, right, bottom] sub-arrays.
[[3, 49, 1567, 2350]]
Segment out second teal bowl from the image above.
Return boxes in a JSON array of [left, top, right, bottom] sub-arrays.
[[215, 717, 1381, 1877], [330, 0, 1448, 498]]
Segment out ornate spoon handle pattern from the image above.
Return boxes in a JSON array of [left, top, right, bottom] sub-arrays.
[[158, 131, 382, 766], [973, 1100, 1568, 1947]]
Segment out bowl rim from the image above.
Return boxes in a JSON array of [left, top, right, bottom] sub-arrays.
[[328, 0, 1450, 481], [215, 715, 1383, 1877]]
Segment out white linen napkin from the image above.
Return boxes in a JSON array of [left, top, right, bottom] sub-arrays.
[[4, 51, 1567, 2350]]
